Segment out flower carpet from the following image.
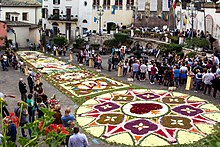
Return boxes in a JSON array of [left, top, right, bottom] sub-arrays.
[[17, 51, 128, 98], [76, 89, 220, 146], [17, 51, 220, 146]]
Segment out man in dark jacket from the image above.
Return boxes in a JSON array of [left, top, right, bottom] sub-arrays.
[[212, 76, 220, 98], [27, 74, 34, 93], [18, 78, 27, 102]]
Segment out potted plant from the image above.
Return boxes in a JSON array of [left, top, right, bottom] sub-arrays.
[[110, 24, 116, 35], [197, 38, 210, 52]]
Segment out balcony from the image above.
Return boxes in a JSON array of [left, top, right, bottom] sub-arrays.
[[48, 14, 78, 22]]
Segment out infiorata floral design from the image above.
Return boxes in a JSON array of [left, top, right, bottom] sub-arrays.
[[94, 102, 120, 112], [124, 119, 158, 135], [76, 89, 220, 146], [96, 113, 124, 125], [17, 51, 129, 98], [172, 105, 204, 116]]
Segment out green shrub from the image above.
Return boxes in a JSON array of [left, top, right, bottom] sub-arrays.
[[54, 36, 67, 46], [114, 33, 129, 43], [157, 43, 183, 53], [103, 39, 119, 48], [90, 44, 100, 50], [185, 37, 210, 48], [186, 52, 197, 58]]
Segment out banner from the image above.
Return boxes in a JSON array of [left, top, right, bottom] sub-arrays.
[[111, 5, 116, 14], [94, 17, 97, 22]]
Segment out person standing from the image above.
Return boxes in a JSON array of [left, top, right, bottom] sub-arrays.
[[132, 60, 139, 81], [26, 94, 35, 122], [61, 108, 75, 127], [140, 62, 147, 81], [53, 105, 62, 125], [18, 78, 27, 102], [27, 74, 34, 93], [202, 69, 215, 95], [68, 127, 89, 147], [107, 55, 112, 72], [150, 64, 157, 84], [14, 102, 31, 138], [123, 60, 129, 76]]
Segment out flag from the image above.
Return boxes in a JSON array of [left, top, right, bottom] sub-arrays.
[[173, 0, 176, 9], [184, 15, 187, 25], [94, 17, 97, 22], [168, 0, 171, 9], [111, 5, 115, 14], [162, 13, 165, 20]]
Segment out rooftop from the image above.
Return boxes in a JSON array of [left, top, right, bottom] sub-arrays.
[[1, 0, 41, 7], [5, 21, 39, 29]]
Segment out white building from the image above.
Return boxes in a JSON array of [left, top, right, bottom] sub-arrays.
[[0, 0, 42, 48], [42, 0, 138, 40], [175, 2, 220, 43]]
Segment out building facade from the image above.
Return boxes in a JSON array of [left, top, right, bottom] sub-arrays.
[[175, 2, 220, 43], [0, 0, 42, 48], [0, 21, 7, 47], [42, 0, 138, 40]]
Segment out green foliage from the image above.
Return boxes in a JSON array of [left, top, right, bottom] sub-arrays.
[[114, 33, 129, 43], [0, 106, 69, 147], [103, 39, 119, 48], [168, 36, 179, 44], [54, 36, 68, 46], [186, 52, 197, 58], [157, 43, 183, 53], [185, 37, 210, 48], [201, 122, 220, 146], [111, 24, 116, 30], [90, 44, 100, 50], [73, 38, 86, 49]]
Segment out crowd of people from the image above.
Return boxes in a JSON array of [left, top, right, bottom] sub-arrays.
[[0, 49, 89, 146]]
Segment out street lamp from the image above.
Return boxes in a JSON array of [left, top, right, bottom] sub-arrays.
[[97, 6, 104, 36], [187, 1, 198, 38]]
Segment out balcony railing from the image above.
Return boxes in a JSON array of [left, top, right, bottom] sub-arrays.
[[48, 14, 78, 21]]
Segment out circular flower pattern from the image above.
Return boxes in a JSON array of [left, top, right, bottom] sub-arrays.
[[76, 89, 220, 146]]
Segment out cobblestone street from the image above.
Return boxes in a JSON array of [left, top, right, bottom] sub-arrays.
[[1, 50, 220, 146]]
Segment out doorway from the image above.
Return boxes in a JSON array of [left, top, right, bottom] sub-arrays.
[[107, 22, 116, 34]]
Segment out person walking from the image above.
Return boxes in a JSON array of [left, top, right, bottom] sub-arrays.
[[202, 69, 215, 95], [18, 78, 27, 102], [68, 127, 89, 147]]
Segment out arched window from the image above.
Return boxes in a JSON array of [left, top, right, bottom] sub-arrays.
[[205, 15, 214, 35], [83, 19, 88, 23]]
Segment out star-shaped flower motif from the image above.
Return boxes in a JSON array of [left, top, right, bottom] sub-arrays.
[[117, 96, 128, 100], [100, 104, 112, 110], [133, 123, 149, 131], [181, 107, 196, 114], [104, 116, 117, 122], [170, 98, 179, 102], [171, 119, 184, 126]]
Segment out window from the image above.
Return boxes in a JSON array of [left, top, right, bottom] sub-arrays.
[[115, 0, 123, 10], [82, 19, 88, 23], [92, 0, 100, 9], [103, 0, 110, 9], [5, 12, 10, 20], [53, 0, 60, 4], [15, 17, 18, 21], [126, 0, 134, 9], [42, 8, 48, 18], [12, 16, 14, 21], [22, 12, 28, 21]]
